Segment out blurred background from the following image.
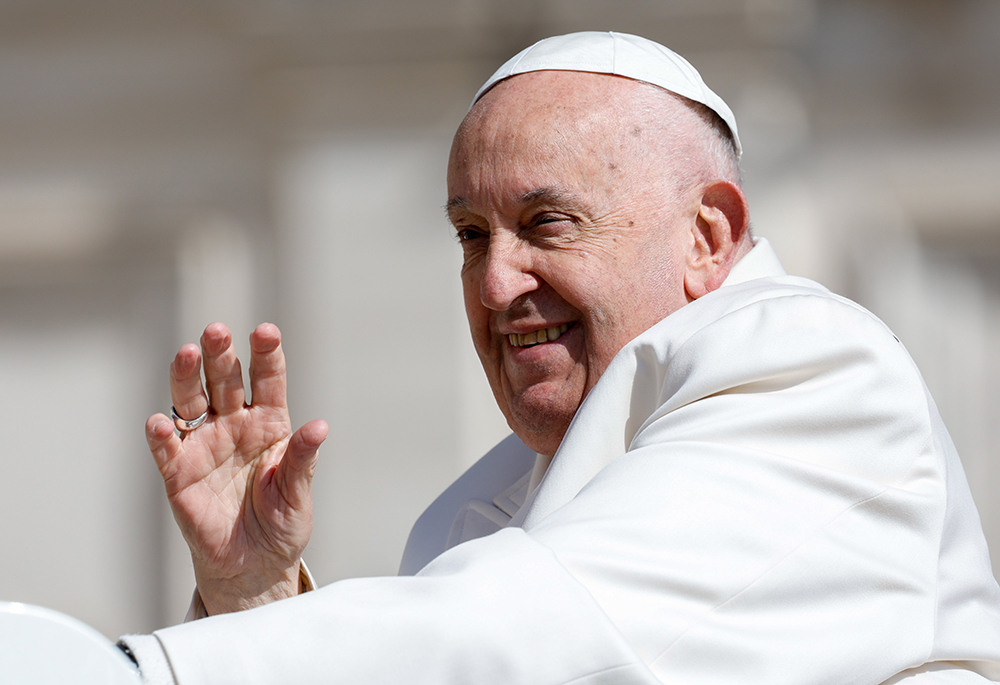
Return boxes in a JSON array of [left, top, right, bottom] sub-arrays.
[[0, 0, 998, 638]]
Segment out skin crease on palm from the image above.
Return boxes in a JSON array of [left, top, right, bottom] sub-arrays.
[[446, 71, 752, 457]]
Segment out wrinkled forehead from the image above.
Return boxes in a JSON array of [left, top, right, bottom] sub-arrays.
[[446, 71, 694, 213]]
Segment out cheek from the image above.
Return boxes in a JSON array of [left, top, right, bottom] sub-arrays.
[[577, 265, 680, 383]]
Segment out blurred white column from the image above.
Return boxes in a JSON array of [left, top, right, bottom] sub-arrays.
[[160, 212, 258, 618]]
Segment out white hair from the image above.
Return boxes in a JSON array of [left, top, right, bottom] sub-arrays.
[[626, 82, 743, 196], [681, 95, 743, 186]]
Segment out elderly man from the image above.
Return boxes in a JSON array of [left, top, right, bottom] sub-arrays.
[[120, 32, 1000, 684]]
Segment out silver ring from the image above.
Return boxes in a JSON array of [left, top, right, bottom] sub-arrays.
[[171, 406, 209, 432]]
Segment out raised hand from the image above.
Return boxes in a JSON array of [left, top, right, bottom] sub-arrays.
[[145, 322, 329, 616]]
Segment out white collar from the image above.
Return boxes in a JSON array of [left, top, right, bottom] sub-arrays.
[[721, 237, 786, 287]]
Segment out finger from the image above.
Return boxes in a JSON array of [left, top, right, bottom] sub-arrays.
[[201, 322, 246, 415], [145, 413, 185, 487], [248, 323, 287, 409], [170, 343, 209, 423], [271, 419, 329, 508]]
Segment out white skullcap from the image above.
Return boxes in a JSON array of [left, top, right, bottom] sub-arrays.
[[473, 31, 741, 157]]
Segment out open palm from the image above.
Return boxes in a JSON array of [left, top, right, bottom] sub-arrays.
[[145, 322, 328, 615]]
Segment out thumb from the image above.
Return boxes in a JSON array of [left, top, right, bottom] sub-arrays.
[[274, 419, 329, 506], [145, 413, 183, 483]]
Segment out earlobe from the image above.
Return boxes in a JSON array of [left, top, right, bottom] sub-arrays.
[[683, 181, 750, 300]]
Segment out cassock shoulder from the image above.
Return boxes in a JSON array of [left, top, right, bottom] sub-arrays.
[[398, 433, 536, 575]]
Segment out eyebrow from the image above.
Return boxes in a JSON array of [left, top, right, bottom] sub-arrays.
[[444, 197, 470, 217]]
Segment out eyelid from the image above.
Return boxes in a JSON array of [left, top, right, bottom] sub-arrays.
[[534, 206, 574, 220], [525, 212, 572, 231]]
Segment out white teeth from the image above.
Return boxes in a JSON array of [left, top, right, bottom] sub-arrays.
[[508, 322, 571, 348]]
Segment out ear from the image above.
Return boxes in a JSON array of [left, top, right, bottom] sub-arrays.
[[683, 181, 750, 300]]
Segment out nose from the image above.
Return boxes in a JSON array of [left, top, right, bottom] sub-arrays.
[[479, 235, 540, 311]]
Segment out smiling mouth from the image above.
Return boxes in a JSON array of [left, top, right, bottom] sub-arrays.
[[508, 322, 572, 348]]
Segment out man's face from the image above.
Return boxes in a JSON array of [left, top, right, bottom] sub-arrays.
[[447, 72, 700, 455]]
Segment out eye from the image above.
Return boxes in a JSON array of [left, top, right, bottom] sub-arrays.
[[456, 226, 487, 242], [526, 213, 571, 235]]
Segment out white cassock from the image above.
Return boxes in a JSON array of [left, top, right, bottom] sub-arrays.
[[127, 239, 1000, 684]]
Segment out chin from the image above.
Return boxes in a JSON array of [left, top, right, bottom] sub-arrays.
[[507, 403, 573, 457]]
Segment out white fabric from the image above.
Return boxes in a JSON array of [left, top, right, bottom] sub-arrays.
[[400, 432, 536, 574], [472, 31, 742, 156], [136, 239, 1000, 684], [118, 635, 174, 685]]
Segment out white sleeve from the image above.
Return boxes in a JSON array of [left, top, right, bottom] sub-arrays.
[[151, 529, 662, 685], [117, 635, 177, 685], [117, 564, 319, 683]]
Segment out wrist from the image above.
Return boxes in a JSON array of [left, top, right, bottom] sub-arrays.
[[194, 562, 303, 616]]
